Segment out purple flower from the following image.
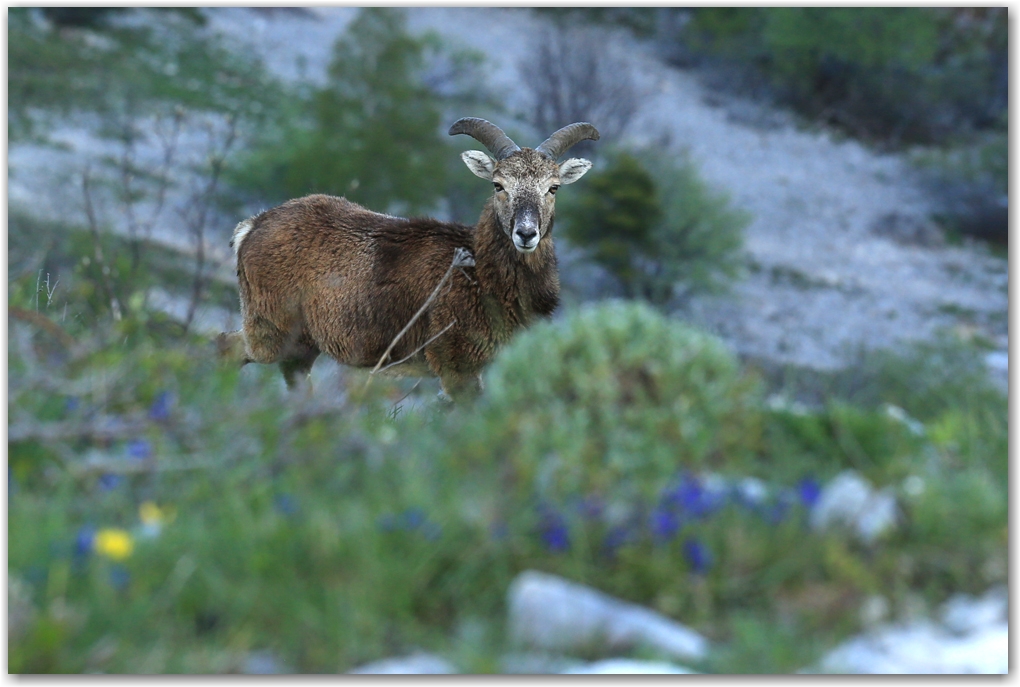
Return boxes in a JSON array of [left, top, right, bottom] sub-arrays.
[[126, 439, 152, 461], [149, 391, 173, 422], [663, 473, 725, 519], [75, 526, 96, 557], [649, 506, 681, 542], [98, 473, 124, 490], [796, 477, 822, 510], [537, 507, 570, 552], [683, 537, 712, 574]]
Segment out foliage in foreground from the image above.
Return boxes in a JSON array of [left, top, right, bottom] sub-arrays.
[[8, 296, 1006, 674]]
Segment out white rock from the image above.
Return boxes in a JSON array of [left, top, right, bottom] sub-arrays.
[[819, 618, 1008, 674], [507, 570, 709, 662], [809, 470, 897, 543], [563, 658, 697, 674], [348, 652, 456, 674], [941, 586, 1007, 635]]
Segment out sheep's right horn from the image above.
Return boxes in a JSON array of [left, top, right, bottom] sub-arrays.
[[536, 122, 601, 160], [449, 117, 521, 161]]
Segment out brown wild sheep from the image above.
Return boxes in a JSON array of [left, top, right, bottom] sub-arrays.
[[217, 118, 599, 401]]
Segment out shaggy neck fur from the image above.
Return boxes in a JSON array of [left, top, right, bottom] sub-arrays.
[[472, 200, 560, 341]]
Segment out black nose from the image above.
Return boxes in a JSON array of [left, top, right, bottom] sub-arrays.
[[515, 227, 538, 242]]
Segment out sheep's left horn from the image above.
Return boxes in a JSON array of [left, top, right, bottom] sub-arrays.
[[449, 117, 521, 161], [536, 122, 600, 160]]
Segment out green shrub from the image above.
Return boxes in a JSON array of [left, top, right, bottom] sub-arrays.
[[680, 8, 1007, 146], [475, 301, 763, 505], [230, 8, 487, 215], [559, 150, 748, 305]]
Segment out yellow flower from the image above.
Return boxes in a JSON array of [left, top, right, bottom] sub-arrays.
[[93, 529, 134, 560], [139, 501, 166, 526]]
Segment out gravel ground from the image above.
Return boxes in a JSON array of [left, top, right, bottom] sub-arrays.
[[9, 7, 1008, 383]]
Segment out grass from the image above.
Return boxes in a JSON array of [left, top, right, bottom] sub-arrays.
[[8, 298, 1007, 674]]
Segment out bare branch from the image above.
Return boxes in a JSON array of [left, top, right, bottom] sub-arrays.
[[375, 319, 456, 375], [367, 247, 474, 377], [81, 166, 124, 321]]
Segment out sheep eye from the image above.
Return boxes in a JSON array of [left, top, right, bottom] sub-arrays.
[[548, 185, 559, 195], [493, 183, 504, 193]]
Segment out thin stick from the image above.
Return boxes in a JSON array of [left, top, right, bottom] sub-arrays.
[[367, 247, 474, 377], [376, 319, 456, 375], [81, 167, 124, 321]]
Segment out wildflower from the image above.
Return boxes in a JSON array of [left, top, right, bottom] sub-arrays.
[[93, 529, 134, 561], [139, 501, 175, 538], [274, 494, 299, 516], [537, 507, 570, 552], [763, 490, 795, 524], [663, 473, 725, 519], [126, 439, 152, 461], [149, 391, 173, 422], [98, 473, 123, 491], [649, 506, 680, 542], [683, 537, 712, 574], [796, 477, 822, 510], [75, 526, 96, 558], [64, 396, 80, 415], [109, 565, 131, 591]]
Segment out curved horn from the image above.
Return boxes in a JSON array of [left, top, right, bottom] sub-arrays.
[[536, 122, 601, 160], [448, 117, 521, 161]]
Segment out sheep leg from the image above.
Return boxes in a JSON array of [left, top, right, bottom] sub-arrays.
[[437, 371, 483, 403], [215, 330, 251, 365]]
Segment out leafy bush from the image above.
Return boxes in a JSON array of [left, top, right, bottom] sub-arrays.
[[559, 150, 748, 305], [230, 8, 488, 216], [477, 301, 763, 504], [679, 8, 1006, 146]]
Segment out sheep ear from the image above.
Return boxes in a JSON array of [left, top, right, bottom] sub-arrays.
[[461, 150, 495, 180], [558, 158, 592, 184]]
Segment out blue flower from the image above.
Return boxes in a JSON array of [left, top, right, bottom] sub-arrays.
[[683, 537, 712, 574], [149, 391, 173, 421], [74, 525, 96, 558], [109, 565, 131, 590], [400, 508, 426, 530], [64, 396, 80, 415], [537, 506, 570, 552], [796, 477, 822, 510], [98, 473, 123, 490], [126, 439, 152, 461], [663, 473, 725, 519], [274, 494, 298, 516], [649, 506, 681, 542]]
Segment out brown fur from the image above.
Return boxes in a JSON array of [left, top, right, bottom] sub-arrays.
[[219, 155, 564, 400]]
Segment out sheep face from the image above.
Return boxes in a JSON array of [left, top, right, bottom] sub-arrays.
[[461, 148, 592, 254]]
